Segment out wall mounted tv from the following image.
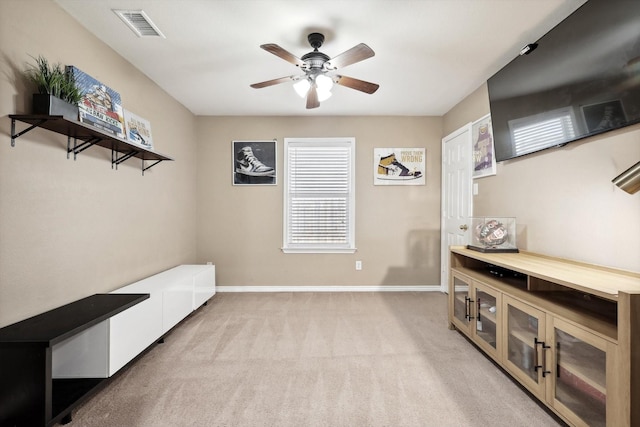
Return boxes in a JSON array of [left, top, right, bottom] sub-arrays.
[[487, 0, 640, 162]]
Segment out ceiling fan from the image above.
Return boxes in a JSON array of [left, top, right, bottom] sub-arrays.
[[250, 32, 379, 109]]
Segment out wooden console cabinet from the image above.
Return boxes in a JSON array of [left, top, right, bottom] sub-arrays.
[[448, 246, 640, 427]]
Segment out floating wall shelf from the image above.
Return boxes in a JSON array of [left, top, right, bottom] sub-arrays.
[[9, 115, 174, 175]]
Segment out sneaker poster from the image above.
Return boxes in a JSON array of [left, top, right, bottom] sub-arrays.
[[374, 148, 425, 185], [232, 140, 276, 185]]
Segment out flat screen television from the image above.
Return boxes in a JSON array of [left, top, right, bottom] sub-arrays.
[[487, 0, 640, 162]]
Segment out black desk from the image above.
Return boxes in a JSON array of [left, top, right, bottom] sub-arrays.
[[0, 293, 149, 426]]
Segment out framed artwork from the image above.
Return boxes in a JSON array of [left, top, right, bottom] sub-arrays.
[[123, 109, 154, 150], [472, 114, 496, 179], [581, 100, 626, 133], [232, 140, 277, 185], [374, 148, 425, 186]]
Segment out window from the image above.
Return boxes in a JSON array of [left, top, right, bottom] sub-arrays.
[[282, 137, 356, 253]]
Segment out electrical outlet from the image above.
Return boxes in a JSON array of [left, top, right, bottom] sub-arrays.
[[355, 260, 362, 270]]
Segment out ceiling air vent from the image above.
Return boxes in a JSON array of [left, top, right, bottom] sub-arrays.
[[113, 9, 165, 38]]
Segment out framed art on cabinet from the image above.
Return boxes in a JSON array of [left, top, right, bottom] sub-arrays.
[[472, 114, 496, 179], [232, 140, 277, 185], [374, 148, 425, 185]]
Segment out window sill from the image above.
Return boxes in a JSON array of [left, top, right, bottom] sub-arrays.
[[281, 247, 357, 254]]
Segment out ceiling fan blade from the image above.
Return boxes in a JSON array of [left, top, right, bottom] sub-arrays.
[[250, 75, 297, 89], [334, 75, 380, 94], [306, 84, 320, 109], [325, 43, 375, 70], [260, 44, 305, 67]]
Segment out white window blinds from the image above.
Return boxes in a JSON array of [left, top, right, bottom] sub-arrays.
[[283, 138, 356, 253]]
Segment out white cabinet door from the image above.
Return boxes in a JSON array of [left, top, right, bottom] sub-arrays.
[[193, 265, 215, 309], [108, 289, 163, 376], [162, 274, 194, 333]]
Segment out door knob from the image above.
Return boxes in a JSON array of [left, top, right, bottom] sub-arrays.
[[460, 224, 468, 231]]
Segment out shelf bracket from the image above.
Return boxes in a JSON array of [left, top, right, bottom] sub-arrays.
[[142, 159, 163, 176], [10, 118, 48, 147], [112, 150, 137, 170], [67, 136, 101, 161]]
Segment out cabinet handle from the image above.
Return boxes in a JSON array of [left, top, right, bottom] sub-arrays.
[[534, 338, 542, 372], [555, 342, 560, 378], [534, 338, 551, 377], [541, 341, 551, 377], [464, 296, 475, 321]]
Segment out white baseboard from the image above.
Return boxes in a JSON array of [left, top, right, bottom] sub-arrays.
[[216, 285, 441, 293]]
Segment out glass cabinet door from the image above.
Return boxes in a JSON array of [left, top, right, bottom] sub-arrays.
[[549, 318, 607, 427], [502, 295, 547, 398], [472, 283, 501, 359], [451, 272, 472, 332]]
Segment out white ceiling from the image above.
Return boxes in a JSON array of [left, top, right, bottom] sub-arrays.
[[54, 0, 587, 116]]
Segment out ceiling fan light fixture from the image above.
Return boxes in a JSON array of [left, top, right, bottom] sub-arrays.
[[316, 74, 334, 91], [293, 79, 311, 98]]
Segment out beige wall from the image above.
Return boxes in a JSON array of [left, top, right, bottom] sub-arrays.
[[443, 84, 640, 272], [196, 116, 442, 287], [0, 0, 198, 327]]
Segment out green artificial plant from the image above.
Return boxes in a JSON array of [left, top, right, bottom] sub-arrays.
[[24, 55, 83, 104]]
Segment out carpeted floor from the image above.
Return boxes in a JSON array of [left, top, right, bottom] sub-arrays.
[[70, 292, 563, 426]]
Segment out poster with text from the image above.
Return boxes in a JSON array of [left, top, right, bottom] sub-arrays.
[[123, 109, 154, 150], [374, 148, 425, 186]]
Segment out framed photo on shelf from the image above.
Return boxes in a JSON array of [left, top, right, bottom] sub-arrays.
[[232, 140, 277, 185], [123, 109, 154, 150], [374, 148, 425, 186], [472, 114, 496, 179]]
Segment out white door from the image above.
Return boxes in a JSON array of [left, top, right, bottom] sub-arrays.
[[440, 124, 473, 292]]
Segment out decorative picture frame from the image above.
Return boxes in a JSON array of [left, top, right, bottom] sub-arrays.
[[581, 100, 626, 133], [472, 114, 496, 179], [123, 109, 154, 150], [232, 140, 277, 185], [374, 148, 425, 186]]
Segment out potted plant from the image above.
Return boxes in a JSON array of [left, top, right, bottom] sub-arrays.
[[24, 55, 83, 120]]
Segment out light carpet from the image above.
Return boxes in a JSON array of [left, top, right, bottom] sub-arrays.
[[71, 292, 563, 426]]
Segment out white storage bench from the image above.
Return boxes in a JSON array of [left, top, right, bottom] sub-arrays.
[[52, 264, 215, 378]]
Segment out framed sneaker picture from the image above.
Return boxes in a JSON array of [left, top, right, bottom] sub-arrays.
[[374, 148, 425, 186], [232, 140, 277, 185]]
